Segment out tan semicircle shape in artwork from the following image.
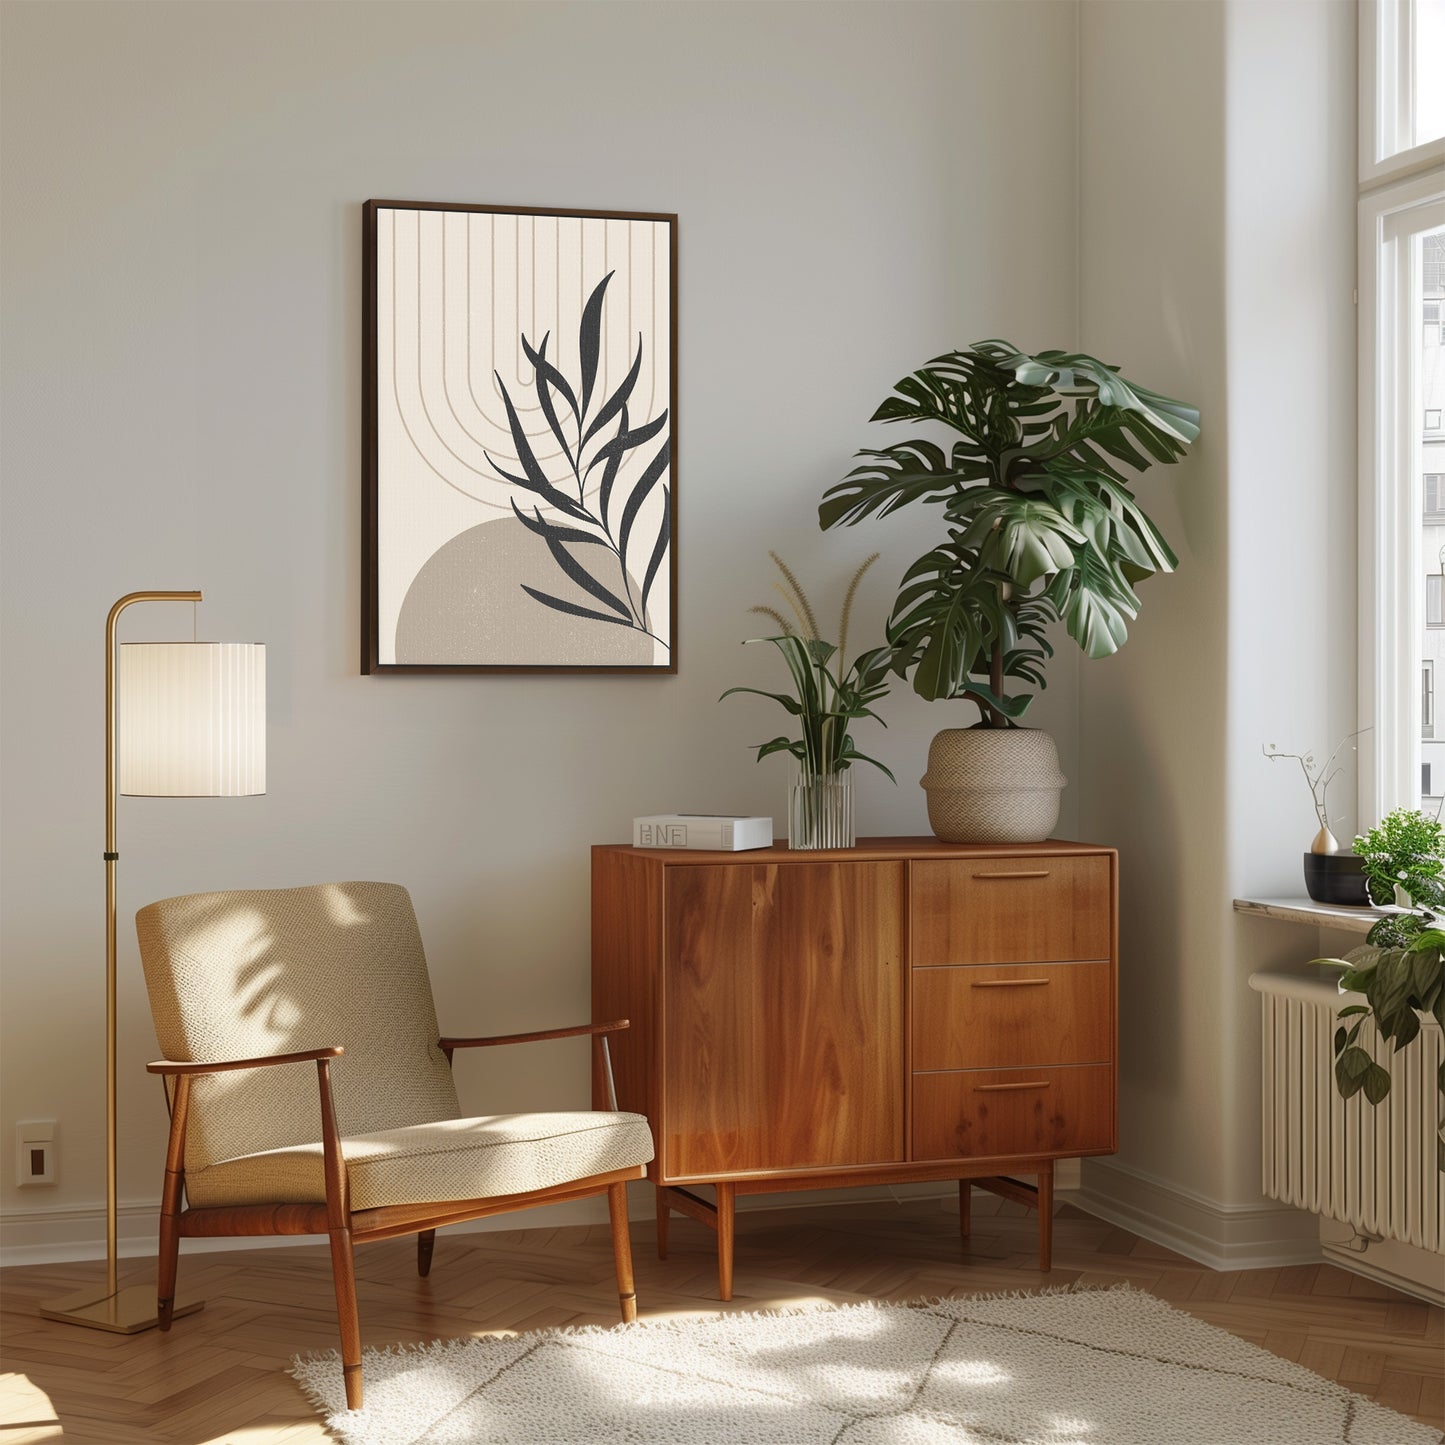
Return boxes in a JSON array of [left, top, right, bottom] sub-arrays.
[[395, 516, 654, 666]]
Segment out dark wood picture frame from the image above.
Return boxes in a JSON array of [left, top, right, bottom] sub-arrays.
[[361, 200, 676, 673]]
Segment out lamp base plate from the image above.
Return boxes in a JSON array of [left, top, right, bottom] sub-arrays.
[[40, 1283, 203, 1334]]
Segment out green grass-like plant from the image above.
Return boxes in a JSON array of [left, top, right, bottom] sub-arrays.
[[721, 554, 895, 781]]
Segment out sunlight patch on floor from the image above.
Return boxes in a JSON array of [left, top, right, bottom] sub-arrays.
[[0, 1373, 62, 1443]]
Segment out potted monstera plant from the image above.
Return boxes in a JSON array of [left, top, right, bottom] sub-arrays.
[[820, 340, 1200, 842]]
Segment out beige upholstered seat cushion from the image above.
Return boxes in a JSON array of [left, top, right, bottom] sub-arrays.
[[184, 1110, 654, 1211]]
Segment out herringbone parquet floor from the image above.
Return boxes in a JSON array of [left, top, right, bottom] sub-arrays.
[[1, 1193, 1440, 1444]]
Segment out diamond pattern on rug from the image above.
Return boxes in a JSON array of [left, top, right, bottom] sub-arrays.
[[291, 1285, 1443, 1445]]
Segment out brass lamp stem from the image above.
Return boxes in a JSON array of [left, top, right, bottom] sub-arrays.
[[103, 592, 201, 1298], [42, 591, 204, 1333]]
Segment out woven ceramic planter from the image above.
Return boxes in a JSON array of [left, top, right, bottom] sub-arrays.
[[920, 727, 1067, 844]]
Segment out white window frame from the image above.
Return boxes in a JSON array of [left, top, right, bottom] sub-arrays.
[[1360, 0, 1445, 184], [1358, 2, 1445, 821], [1359, 174, 1445, 818]]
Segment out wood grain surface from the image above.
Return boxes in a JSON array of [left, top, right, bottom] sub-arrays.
[[662, 861, 905, 1177]]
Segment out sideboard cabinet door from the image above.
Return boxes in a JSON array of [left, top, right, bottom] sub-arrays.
[[662, 860, 905, 1178]]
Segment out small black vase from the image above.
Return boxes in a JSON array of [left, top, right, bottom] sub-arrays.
[[1302, 852, 1369, 905]]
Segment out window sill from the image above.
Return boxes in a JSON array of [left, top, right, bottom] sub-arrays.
[[1233, 896, 1387, 934]]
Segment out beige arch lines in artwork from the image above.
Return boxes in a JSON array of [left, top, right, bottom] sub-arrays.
[[387, 208, 666, 517]]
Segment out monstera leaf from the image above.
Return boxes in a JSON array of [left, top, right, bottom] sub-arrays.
[[821, 339, 1198, 723]]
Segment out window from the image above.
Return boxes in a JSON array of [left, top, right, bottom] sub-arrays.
[[1362, 0, 1445, 177], [1425, 473, 1445, 515], [1359, 2, 1445, 816]]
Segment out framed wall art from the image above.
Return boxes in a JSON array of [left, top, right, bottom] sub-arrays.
[[362, 200, 677, 673]]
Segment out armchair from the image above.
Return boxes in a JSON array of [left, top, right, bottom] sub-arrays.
[[136, 881, 653, 1409]]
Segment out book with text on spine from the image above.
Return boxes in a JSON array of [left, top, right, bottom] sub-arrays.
[[632, 815, 774, 851]]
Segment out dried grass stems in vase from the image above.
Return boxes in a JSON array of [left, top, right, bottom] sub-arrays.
[[722, 554, 895, 848]]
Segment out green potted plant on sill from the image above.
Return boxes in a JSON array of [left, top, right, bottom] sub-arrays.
[[1316, 807, 1445, 1171], [820, 340, 1200, 842], [721, 553, 895, 849]]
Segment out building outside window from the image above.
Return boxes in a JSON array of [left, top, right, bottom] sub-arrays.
[[1360, 1, 1445, 816]]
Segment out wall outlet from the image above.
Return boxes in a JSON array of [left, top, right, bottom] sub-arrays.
[[16, 1120, 56, 1186]]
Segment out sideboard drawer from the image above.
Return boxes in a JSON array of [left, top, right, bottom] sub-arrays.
[[912, 961, 1112, 1071], [912, 1064, 1114, 1161], [911, 856, 1111, 965]]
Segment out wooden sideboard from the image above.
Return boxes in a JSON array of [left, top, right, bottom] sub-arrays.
[[591, 836, 1117, 1298]]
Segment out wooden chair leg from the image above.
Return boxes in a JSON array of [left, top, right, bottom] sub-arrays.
[[156, 1204, 181, 1330], [417, 1229, 436, 1278], [716, 1182, 736, 1303], [607, 1181, 639, 1323], [328, 1225, 364, 1410], [958, 1179, 972, 1243], [1037, 1161, 1054, 1272], [157, 1077, 189, 1331], [655, 1183, 670, 1260]]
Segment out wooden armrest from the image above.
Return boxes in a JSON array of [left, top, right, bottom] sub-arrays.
[[146, 1046, 344, 1076], [439, 1019, 629, 1051]]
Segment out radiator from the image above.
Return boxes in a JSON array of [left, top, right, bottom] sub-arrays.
[[1250, 965, 1442, 1254]]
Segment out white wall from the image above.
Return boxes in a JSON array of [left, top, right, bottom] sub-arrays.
[[0, 0, 1081, 1251], [1077, 0, 1358, 1260]]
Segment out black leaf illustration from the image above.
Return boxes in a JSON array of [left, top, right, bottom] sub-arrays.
[[522, 333, 577, 474], [588, 405, 669, 538], [617, 436, 671, 565], [488, 373, 591, 522], [510, 498, 608, 548], [597, 403, 628, 537], [581, 336, 643, 450], [577, 271, 613, 422], [640, 485, 671, 618], [535, 522, 633, 620], [475, 266, 670, 653], [521, 585, 637, 628]]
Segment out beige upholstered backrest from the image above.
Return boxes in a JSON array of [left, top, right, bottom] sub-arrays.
[[136, 882, 460, 1174]]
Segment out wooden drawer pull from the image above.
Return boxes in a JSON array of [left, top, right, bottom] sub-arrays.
[[974, 1080, 1051, 1092], [971, 978, 1051, 988], [971, 870, 1051, 880]]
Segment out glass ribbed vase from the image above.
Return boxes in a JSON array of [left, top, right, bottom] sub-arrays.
[[787, 769, 855, 849]]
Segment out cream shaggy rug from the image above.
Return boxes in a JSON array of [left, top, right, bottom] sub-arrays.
[[291, 1285, 1440, 1445]]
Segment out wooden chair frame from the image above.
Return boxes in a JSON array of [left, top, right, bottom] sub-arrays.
[[147, 1019, 644, 1410]]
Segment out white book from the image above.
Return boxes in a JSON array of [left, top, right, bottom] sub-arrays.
[[632, 814, 774, 851]]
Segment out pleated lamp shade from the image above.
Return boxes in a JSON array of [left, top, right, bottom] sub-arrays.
[[118, 643, 266, 797]]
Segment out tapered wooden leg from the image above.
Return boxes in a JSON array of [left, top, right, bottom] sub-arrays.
[[156, 1204, 181, 1330], [958, 1179, 972, 1243], [655, 1184, 670, 1260], [716, 1182, 735, 1302], [328, 1225, 364, 1410], [608, 1181, 639, 1323], [417, 1229, 436, 1278], [1037, 1161, 1054, 1272], [157, 1077, 190, 1331]]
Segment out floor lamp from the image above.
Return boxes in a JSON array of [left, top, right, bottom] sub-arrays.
[[41, 591, 265, 1334]]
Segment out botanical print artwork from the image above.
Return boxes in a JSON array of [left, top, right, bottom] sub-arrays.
[[365, 203, 675, 672]]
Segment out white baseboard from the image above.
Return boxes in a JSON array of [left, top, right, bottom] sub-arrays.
[[1318, 1220, 1445, 1306], [1075, 1159, 1324, 1271], [3, 1176, 1015, 1268]]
